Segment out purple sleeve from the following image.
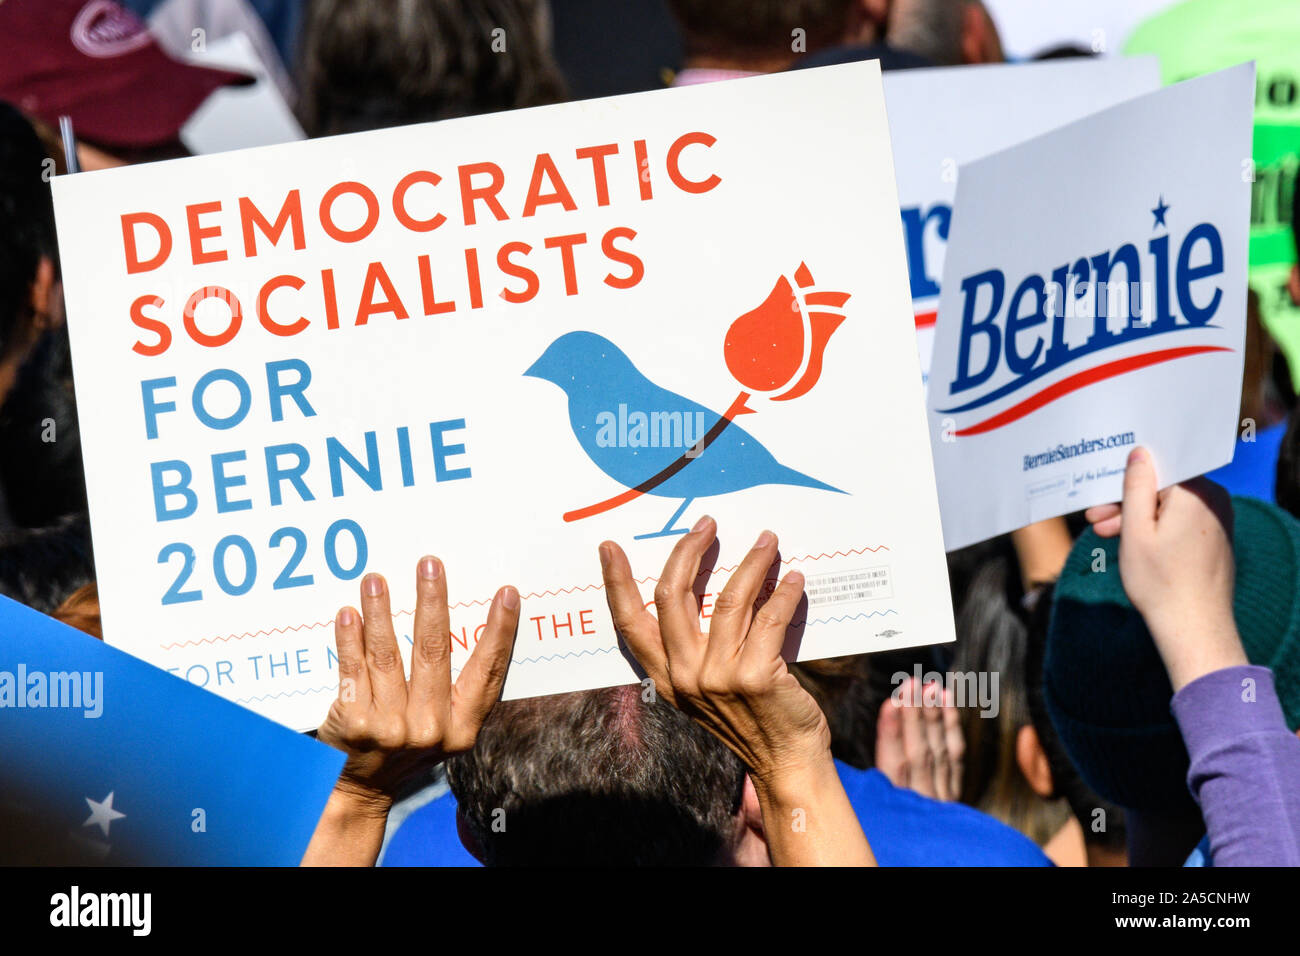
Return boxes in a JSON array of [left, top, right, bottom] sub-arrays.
[[1171, 665, 1300, 867]]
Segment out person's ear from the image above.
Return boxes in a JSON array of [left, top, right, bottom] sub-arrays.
[[1016, 724, 1055, 797], [1288, 263, 1300, 308], [742, 774, 765, 837], [455, 807, 486, 864], [727, 774, 773, 866], [28, 257, 59, 332]]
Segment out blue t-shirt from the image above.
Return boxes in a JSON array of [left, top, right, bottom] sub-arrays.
[[1205, 423, 1286, 502], [381, 760, 1052, 866]]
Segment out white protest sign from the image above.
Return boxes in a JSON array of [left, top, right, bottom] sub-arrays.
[[926, 63, 1255, 551], [982, 0, 1179, 60], [53, 61, 954, 730], [884, 56, 1160, 383]]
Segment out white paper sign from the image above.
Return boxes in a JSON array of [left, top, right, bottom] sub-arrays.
[[926, 64, 1255, 551], [884, 57, 1160, 383], [53, 62, 954, 730], [982, 0, 1179, 61]]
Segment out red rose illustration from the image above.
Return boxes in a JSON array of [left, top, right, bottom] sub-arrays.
[[723, 262, 850, 402], [555, 262, 851, 526]]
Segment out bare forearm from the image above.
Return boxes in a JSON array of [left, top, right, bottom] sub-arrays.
[[1148, 613, 1248, 692], [301, 787, 391, 867], [1011, 517, 1073, 591], [752, 754, 876, 866]]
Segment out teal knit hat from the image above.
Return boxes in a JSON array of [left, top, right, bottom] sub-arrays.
[[1044, 496, 1300, 812]]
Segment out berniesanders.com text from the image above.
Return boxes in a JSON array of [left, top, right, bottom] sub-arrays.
[[1022, 431, 1135, 472]]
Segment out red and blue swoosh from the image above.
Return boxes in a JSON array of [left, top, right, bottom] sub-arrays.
[[939, 344, 1232, 437]]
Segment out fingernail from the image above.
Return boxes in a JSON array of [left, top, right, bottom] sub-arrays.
[[691, 515, 712, 533], [338, 607, 355, 627], [502, 586, 520, 610], [363, 573, 384, 597], [755, 530, 775, 549], [783, 570, 804, 588], [1128, 447, 1147, 465], [598, 542, 613, 568], [419, 556, 441, 581]]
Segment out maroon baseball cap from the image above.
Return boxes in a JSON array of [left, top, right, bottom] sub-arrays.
[[0, 0, 253, 151]]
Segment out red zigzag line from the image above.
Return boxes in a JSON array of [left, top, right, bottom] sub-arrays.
[[157, 546, 891, 649]]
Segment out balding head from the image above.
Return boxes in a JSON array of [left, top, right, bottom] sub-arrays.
[[889, 0, 1002, 66], [448, 685, 759, 865]]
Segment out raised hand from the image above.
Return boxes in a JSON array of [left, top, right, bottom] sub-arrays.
[[876, 677, 964, 802], [1084, 447, 1245, 690], [600, 516, 874, 865], [303, 557, 519, 866]]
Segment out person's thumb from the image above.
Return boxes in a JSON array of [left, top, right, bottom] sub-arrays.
[[1121, 447, 1159, 539]]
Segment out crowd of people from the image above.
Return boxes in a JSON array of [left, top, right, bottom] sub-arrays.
[[2, 0, 1300, 868]]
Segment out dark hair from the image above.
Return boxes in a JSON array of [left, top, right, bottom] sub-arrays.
[[0, 102, 57, 359], [945, 536, 1009, 618], [0, 326, 88, 527], [1292, 157, 1300, 263], [1277, 405, 1300, 518], [0, 512, 95, 615], [1023, 581, 1127, 851], [667, 0, 852, 57], [296, 0, 566, 136], [790, 655, 878, 767], [447, 685, 746, 865], [0, 105, 86, 528], [1032, 44, 1096, 60], [951, 549, 1070, 844]]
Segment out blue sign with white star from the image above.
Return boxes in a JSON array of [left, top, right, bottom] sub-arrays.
[[0, 596, 345, 864]]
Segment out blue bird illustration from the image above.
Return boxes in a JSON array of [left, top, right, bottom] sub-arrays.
[[524, 331, 844, 539]]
